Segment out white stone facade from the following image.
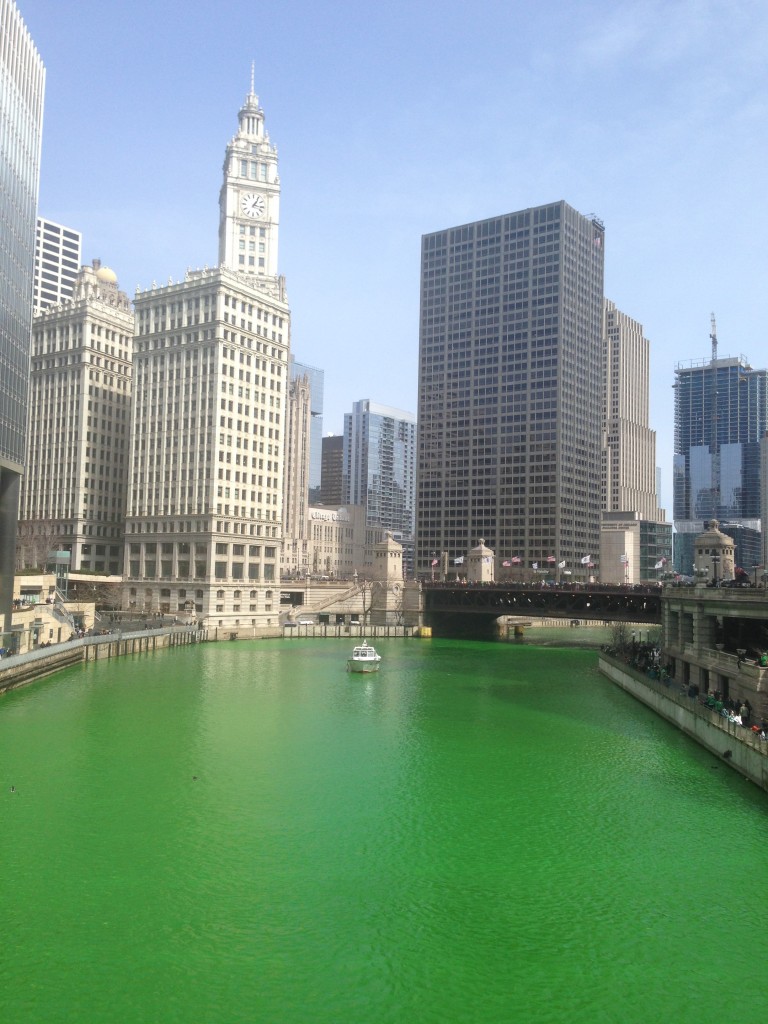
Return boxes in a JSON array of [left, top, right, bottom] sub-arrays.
[[19, 261, 133, 573]]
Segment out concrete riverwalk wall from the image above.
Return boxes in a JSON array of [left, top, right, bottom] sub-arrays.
[[599, 654, 768, 793], [0, 628, 209, 696]]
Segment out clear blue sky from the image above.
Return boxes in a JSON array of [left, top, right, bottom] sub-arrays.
[[20, 0, 768, 512]]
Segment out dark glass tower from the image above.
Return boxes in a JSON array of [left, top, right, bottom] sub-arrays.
[[416, 201, 605, 577]]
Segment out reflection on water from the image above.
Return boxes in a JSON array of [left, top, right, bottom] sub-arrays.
[[1, 638, 766, 1024]]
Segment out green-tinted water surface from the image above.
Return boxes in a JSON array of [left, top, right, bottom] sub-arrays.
[[1, 639, 766, 1023]]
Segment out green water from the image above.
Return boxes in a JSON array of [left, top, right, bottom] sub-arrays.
[[1, 639, 766, 1024]]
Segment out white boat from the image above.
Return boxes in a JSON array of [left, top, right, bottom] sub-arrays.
[[347, 640, 381, 673]]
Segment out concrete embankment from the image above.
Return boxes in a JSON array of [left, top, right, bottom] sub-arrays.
[[0, 628, 208, 696], [599, 654, 768, 792]]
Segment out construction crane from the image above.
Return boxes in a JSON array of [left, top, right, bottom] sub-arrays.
[[709, 312, 717, 364]]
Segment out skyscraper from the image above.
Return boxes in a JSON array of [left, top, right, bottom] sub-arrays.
[[123, 83, 290, 628], [320, 434, 344, 506], [0, 0, 45, 635], [282, 371, 311, 577], [599, 300, 671, 585], [290, 357, 324, 501], [417, 201, 605, 577], [344, 400, 416, 573], [673, 347, 767, 572], [19, 261, 133, 574], [33, 217, 82, 311], [602, 300, 661, 520]]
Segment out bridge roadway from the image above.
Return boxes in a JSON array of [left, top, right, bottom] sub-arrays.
[[423, 582, 661, 639]]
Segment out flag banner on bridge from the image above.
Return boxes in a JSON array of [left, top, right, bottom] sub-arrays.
[[580, 554, 592, 564]]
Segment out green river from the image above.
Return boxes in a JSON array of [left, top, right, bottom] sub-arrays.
[[1, 637, 766, 1023]]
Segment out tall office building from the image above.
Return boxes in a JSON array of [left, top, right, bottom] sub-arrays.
[[33, 217, 82, 311], [0, 0, 45, 636], [282, 372, 311, 576], [343, 399, 416, 573], [602, 300, 661, 519], [673, 347, 768, 572], [320, 434, 344, 505], [417, 201, 605, 576], [599, 300, 671, 584], [123, 83, 290, 628], [290, 356, 323, 501], [19, 261, 133, 573]]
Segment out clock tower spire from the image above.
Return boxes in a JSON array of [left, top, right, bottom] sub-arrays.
[[218, 75, 280, 285]]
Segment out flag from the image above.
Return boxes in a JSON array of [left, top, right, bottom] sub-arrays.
[[620, 554, 628, 564], [654, 560, 665, 569], [588, 562, 594, 568], [532, 562, 538, 570], [511, 556, 521, 564], [431, 559, 439, 567], [454, 556, 464, 565], [580, 554, 591, 564], [502, 560, 511, 567], [546, 555, 556, 563], [558, 560, 566, 569]]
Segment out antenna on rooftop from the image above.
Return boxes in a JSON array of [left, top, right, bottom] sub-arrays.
[[710, 312, 717, 364]]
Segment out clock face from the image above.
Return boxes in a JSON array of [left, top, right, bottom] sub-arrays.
[[241, 192, 265, 218]]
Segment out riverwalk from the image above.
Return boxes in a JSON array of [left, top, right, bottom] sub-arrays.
[[599, 652, 768, 791]]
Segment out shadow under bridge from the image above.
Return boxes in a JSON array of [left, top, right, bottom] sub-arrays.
[[422, 584, 662, 640]]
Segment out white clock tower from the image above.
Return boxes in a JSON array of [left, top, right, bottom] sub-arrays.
[[218, 75, 280, 284]]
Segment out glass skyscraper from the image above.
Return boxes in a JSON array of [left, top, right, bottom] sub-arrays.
[[673, 355, 768, 572], [343, 400, 416, 574], [0, 0, 45, 634], [417, 201, 605, 577]]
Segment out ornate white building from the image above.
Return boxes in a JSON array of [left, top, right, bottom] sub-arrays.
[[19, 260, 133, 574], [122, 83, 290, 628]]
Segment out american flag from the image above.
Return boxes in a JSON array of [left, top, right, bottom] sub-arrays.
[[511, 556, 521, 564], [546, 555, 556, 563], [502, 560, 511, 567], [431, 559, 438, 566]]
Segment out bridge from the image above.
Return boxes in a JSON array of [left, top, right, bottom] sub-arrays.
[[422, 583, 662, 639]]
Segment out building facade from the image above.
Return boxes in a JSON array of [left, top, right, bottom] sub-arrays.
[[33, 217, 82, 311], [343, 399, 416, 576], [282, 371, 311, 577], [320, 434, 344, 505], [673, 352, 767, 573], [602, 300, 662, 520], [599, 300, 669, 584], [18, 261, 133, 573], [417, 201, 605, 579], [0, 0, 45, 635], [290, 357, 323, 502], [307, 503, 383, 580], [123, 84, 290, 628]]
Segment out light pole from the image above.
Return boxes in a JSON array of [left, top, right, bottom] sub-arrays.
[[752, 564, 761, 587], [711, 553, 720, 585]]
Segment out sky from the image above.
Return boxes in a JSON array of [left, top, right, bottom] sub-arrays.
[[19, 0, 768, 510]]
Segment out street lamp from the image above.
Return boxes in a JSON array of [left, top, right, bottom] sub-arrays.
[[711, 554, 720, 585]]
